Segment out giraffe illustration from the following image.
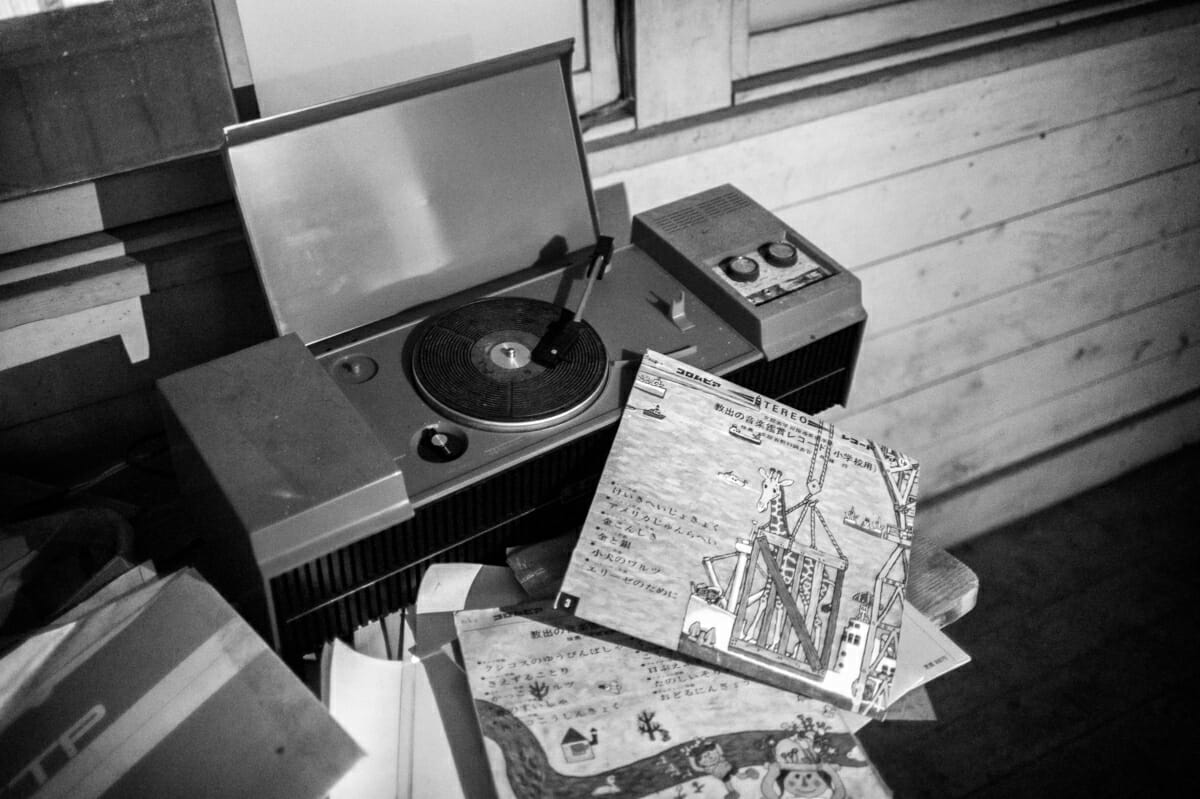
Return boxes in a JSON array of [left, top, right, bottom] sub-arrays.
[[740, 467, 805, 648], [755, 467, 795, 532]]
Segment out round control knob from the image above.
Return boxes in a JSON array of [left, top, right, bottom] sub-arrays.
[[722, 255, 760, 283], [417, 425, 467, 462], [759, 241, 799, 268]]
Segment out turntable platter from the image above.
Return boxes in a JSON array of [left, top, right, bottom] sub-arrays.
[[411, 297, 609, 431]]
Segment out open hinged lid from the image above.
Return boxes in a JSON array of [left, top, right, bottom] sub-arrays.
[[223, 40, 599, 346]]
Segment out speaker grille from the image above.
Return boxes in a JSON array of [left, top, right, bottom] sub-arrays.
[[271, 425, 616, 658], [728, 321, 864, 414]]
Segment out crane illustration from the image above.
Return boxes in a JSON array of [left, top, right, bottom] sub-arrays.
[[690, 423, 847, 676], [852, 441, 919, 712], [683, 424, 920, 713]]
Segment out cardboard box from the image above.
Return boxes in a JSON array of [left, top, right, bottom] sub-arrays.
[[0, 570, 359, 799]]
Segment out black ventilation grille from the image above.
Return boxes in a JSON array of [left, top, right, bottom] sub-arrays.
[[696, 189, 753, 218], [655, 206, 708, 234], [271, 425, 616, 658], [270, 320, 863, 658], [727, 321, 864, 415], [655, 188, 754, 234]]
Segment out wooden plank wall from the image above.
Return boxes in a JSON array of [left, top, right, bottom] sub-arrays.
[[593, 23, 1200, 546], [3, 12, 1196, 548]]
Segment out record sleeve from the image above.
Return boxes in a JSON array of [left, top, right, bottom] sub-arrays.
[[454, 601, 892, 798], [556, 351, 921, 718]]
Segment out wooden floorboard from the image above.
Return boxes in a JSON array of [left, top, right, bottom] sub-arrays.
[[857, 442, 1200, 797]]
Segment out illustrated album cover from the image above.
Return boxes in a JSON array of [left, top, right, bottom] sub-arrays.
[[455, 601, 892, 799], [555, 351, 921, 718]]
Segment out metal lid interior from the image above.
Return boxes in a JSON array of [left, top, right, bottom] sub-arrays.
[[223, 40, 599, 346]]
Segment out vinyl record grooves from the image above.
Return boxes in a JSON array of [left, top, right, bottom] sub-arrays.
[[411, 297, 609, 431]]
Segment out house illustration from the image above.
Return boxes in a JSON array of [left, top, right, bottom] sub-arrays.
[[561, 727, 597, 762]]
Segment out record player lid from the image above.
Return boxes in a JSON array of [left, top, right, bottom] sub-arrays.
[[224, 40, 599, 346]]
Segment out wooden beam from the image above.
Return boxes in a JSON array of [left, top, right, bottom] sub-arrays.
[[0, 268, 271, 430], [909, 535, 978, 627], [0, 296, 148, 371], [633, 0, 733, 127], [0, 203, 240, 286], [0, 256, 148, 330], [0, 154, 231, 255]]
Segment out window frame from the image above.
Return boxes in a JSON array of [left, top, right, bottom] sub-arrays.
[[732, 0, 1155, 104], [591, 0, 1162, 138]]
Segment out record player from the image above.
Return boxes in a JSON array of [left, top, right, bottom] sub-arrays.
[[157, 40, 866, 661]]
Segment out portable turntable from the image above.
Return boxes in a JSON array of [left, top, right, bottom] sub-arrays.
[[157, 40, 867, 660]]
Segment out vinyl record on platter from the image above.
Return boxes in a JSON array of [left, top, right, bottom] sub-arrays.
[[411, 297, 609, 431]]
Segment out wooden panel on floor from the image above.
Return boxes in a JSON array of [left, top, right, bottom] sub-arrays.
[[593, 22, 1200, 213], [965, 688, 1189, 798], [915, 392, 1200, 547], [856, 444, 1200, 796], [877, 544, 1195, 791], [865, 598, 1191, 797]]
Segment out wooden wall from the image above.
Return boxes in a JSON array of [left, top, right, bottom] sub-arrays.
[[593, 21, 1200, 546], [3, 8, 1197, 549]]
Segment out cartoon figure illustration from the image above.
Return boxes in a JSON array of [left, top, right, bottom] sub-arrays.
[[687, 740, 739, 798], [690, 580, 724, 605], [685, 620, 717, 645], [761, 763, 846, 799]]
